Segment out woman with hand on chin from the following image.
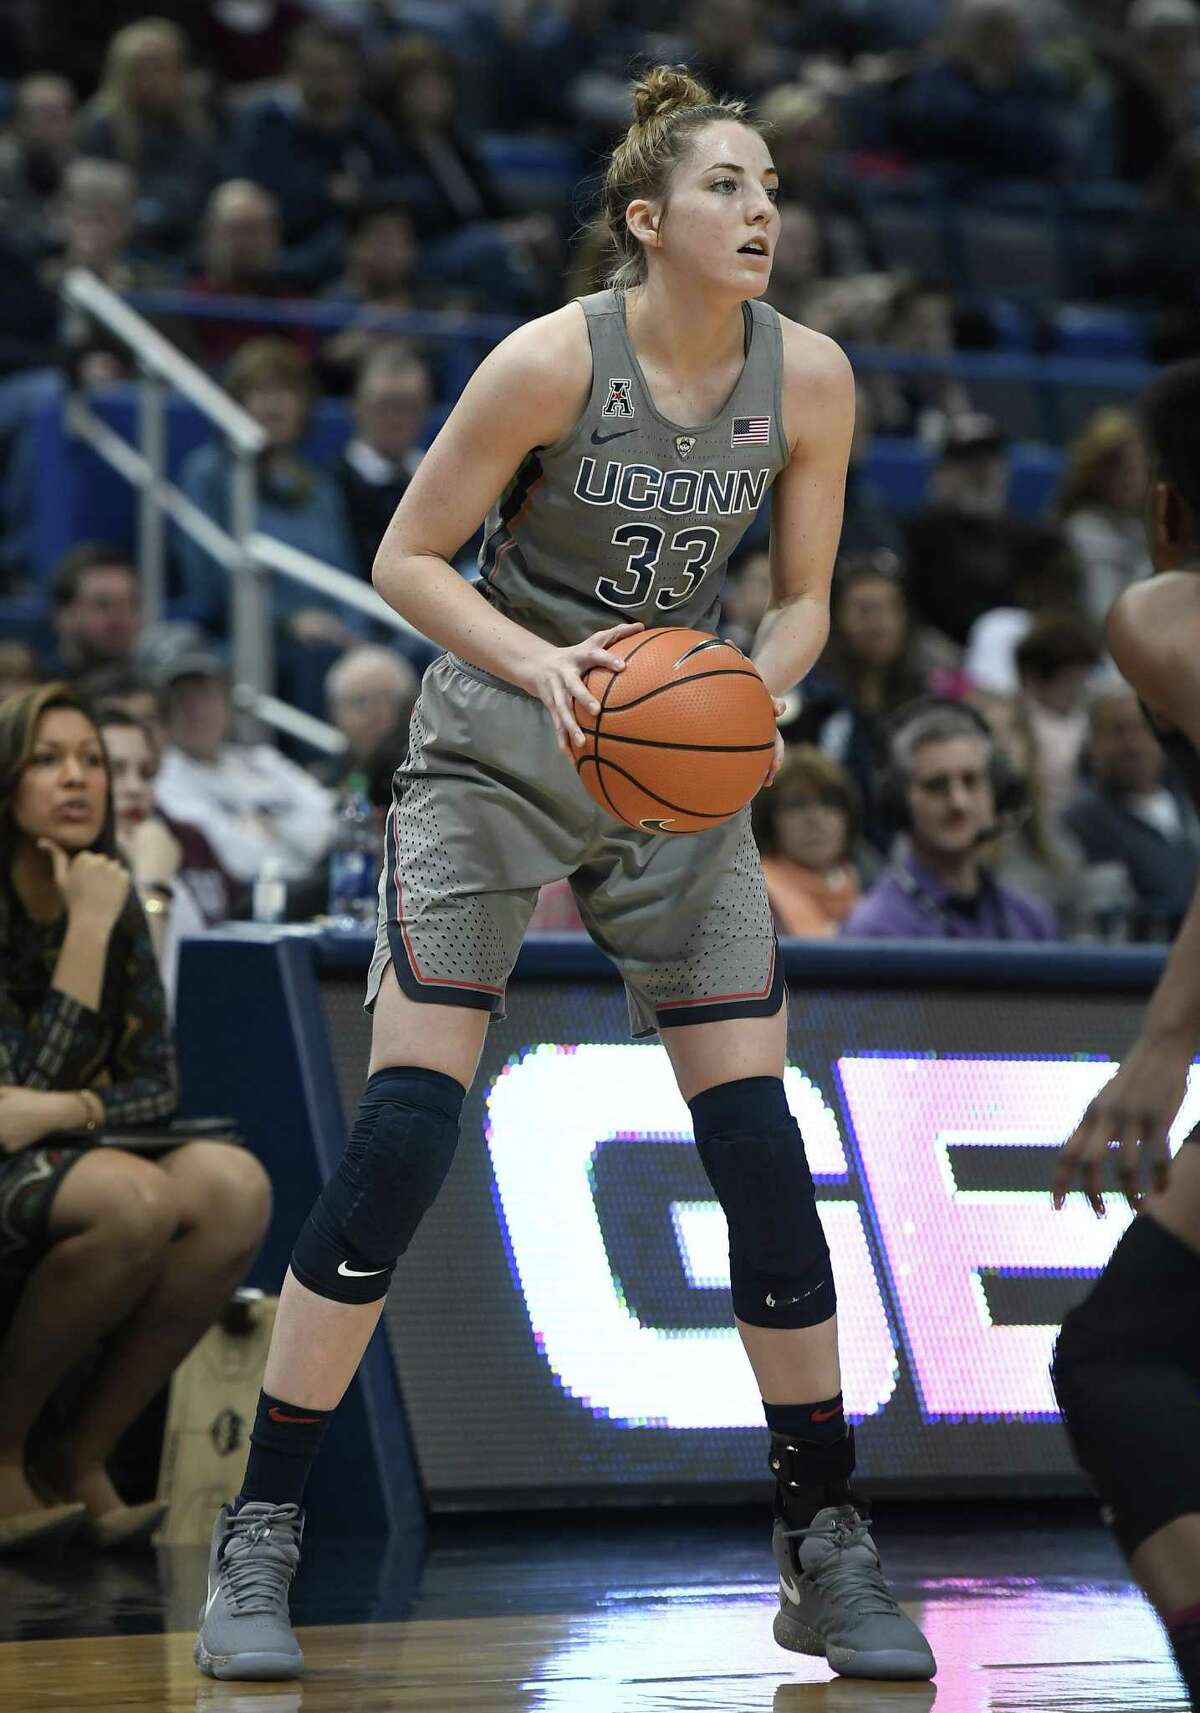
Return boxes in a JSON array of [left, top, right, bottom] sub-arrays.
[[0, 682, 271, 1552]]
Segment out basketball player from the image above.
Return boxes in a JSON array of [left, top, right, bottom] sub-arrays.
[[195, 66, 935, 1685], [1052, 358, 1200, 1711]]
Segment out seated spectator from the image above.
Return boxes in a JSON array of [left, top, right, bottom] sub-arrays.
[[72, 667, 163, 753], [337, 345, 431, 583], [1064, 681, 1200, 937], [962, 542, 1084, 694], [753, 746, 863, 937], [906, 414, 1074, 647], [889, 0, 1068, 181], [870, 279, 972, 443], [1058, 410, 1152, 628], [842, 699, 1059, 940], [76, 18, 216, 263], [661, 0, 797, 102], [380, 35, 558, 310], [321, 204, 431, 390], [229, 18, 402, 288], [795, 559, 928, 849], [756, 84, 877, 277], [153, 651, 336, 887], [320, 644, 418, 791], [1130, 133, 1200, 362], [968, 686, 1094, 933], [1100, 0, 1200, 183], [0, 73, 77, 257], [44, 545, 141, 684], [183, 181, 296, 368], [94, 702, 235, 1009], [1015, 611, 1102, 822], [0, 681, 270, 1547], [205, 0, 310, 89], [175, 339, 362, 659], [765, 200, 892, 342]]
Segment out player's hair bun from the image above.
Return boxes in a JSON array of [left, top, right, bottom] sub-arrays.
[[631, 65, 713, 128]]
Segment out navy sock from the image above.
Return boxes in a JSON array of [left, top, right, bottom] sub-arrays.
[[765, 1395, 854, 1529], [234, 1390, 333, 1511], [764, 1394, 846, 1445], [1165, 1606, 1200, 1705]]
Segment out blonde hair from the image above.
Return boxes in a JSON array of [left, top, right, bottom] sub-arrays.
[[1058, 408, 1144, 517], [600, 64, 757, 290], [87, 18, 204, 161]]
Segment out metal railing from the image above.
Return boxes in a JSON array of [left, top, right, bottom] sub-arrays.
[[60, 268, 425, 753]]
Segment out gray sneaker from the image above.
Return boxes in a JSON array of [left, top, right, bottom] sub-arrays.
[[772, 1505, 936, 1681], [194, 1502, 305, 1681]]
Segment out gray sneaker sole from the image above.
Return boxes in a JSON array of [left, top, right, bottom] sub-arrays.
[[193, 1635, 304, 1681], [773, 1609, 935, 1681]]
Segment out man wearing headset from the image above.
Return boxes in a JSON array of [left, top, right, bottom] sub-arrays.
[[840, 699, 1059, 941]]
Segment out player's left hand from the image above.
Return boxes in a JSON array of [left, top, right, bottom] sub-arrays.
[[1052, 1036, 1192, 1216], [764, 700, 787, 786]]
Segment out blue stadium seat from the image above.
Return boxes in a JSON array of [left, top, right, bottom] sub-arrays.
[[1008, 443, 1063, 520], [859, 435, 934, 514], [479, 133, 581, 213], [1052, 307, 1150, 363]]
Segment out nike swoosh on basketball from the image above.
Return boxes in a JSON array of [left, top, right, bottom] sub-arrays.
[[590, 426, 636, 445], [268, 1405, 323, 1425], [337, 1260, 388, 1277]]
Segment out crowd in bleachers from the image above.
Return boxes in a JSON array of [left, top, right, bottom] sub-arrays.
[[0, 0, 1194, 955]]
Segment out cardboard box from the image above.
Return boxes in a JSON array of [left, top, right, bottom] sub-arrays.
[[155, 1291, 278, 1545]]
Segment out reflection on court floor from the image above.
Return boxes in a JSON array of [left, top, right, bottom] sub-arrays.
[[0, 1580, 1186, 1711]]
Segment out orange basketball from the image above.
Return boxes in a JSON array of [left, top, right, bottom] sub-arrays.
[[572, 628, 777, 834]]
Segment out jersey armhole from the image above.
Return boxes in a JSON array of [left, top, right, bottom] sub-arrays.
[[762, 303, 792, 470], [533, 295, 608, 461]]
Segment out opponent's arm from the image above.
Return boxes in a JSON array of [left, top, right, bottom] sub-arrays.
[[372, 308, 639, 754], [1054, 574, 1200, 1213], [751, 327, 855, 699]]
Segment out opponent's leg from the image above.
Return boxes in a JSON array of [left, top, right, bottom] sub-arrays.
[[195, 965, 489, 1683], [662, 1011, 935, 1683], [1053, 1140, 1200, 1708]]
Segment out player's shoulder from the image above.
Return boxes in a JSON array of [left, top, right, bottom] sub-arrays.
[[1108, 571, 1200, 709], [486, 301, 592, 397], [773, 311, 854, 391], [770, 310, 854, 454]]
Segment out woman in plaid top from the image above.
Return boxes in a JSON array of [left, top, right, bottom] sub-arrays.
[[0, 681, 271, 1552]]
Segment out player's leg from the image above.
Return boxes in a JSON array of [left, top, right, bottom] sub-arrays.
[[581, 812, 933, 1681], [1053, 1137, 1200, 1707], [662, 1006, 933, 1683], [197, 655, 568, 1682]]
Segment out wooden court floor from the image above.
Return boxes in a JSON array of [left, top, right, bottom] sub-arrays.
[[0, 1506, 1189, 1712]]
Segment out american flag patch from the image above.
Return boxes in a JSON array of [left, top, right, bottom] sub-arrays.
[[732, 416, 771, 446]]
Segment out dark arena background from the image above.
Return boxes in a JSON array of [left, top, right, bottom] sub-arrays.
[[1, 1, 1198, 1708]]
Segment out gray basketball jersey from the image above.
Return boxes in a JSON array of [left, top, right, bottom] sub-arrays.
[[476, 288, 789, 647]]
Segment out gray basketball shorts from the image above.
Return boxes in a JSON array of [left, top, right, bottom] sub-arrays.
[[365, 652, 782, 1038]]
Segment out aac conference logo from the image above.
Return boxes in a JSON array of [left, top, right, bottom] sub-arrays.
[[484, 1045, 1200, 1429]]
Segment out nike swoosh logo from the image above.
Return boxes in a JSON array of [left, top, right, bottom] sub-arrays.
[[765, 1284, 823, 1309], [590, 427, 636, 445], [811, 1405, 843, 1423], [780, 1575, 801, 1606], [205, 1579, 221, 1618], [268, 1405, 323, 1425], [337, 1260, 389, 1277]]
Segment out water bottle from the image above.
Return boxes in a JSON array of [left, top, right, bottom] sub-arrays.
[[327, 773, 379, 931], [252, 855, 287, 925]]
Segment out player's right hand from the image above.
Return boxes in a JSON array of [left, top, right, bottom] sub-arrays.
[[38, 838, 130, 931], [523, 623, 644, 757], [1052, 1035, 1191, 1215]]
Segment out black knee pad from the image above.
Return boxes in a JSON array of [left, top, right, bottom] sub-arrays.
[[291, 1065, 464, 1305], [1052, 1214, 1200, 1557], [689, 1075, 835, 1329]]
